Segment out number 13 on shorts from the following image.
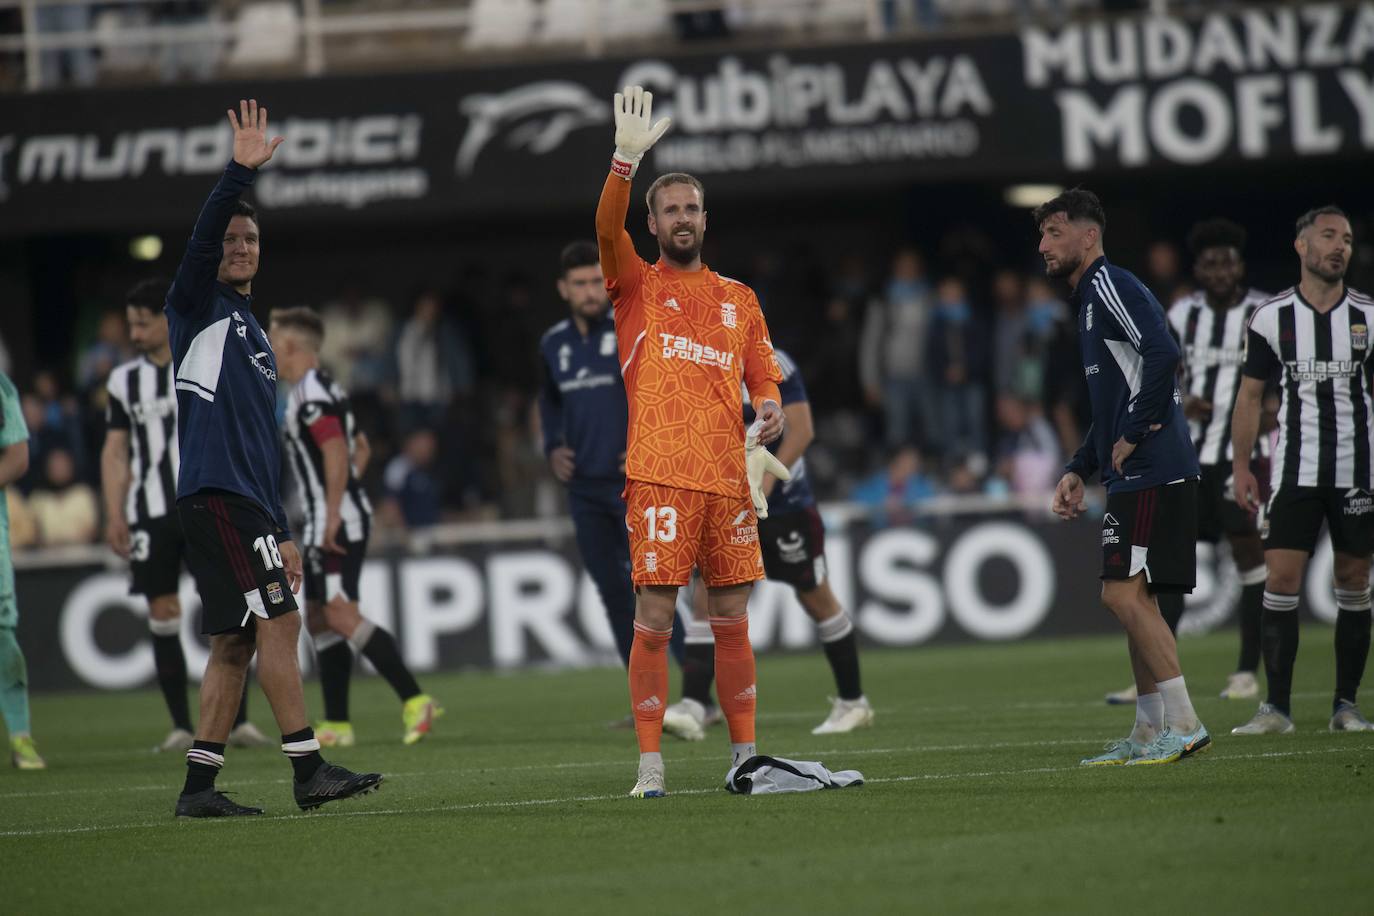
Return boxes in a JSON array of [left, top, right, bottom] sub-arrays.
[[625, 480, 763, 589]]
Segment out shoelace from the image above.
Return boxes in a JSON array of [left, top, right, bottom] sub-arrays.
[[1140, 729, 1175, 754]]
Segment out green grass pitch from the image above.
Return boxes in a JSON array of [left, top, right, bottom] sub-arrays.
[[2, 628, 1371, 915]]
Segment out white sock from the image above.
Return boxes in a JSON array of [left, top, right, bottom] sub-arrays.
[[731, 742, 756, 766], [1156, 675, 1199, 733], [1131, 692, 1164, 743]]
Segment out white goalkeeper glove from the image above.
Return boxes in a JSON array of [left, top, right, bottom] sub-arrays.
[[746, 420, 791, 520], [611, 85, 671, 180]]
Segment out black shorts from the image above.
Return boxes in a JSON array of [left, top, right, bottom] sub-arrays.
[[759, 506, 827, 591], [304, 535, 368, 604], [1101, 479, 1199, 593], [178, 490, 298, 635], [1260, 485, 1374, 555], [129, 513, 186, 598], [1197, 462, 1263, 543]]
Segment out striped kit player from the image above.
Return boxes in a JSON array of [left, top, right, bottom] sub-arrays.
[[1232, 205, 1374, 735], [271, 307, 441, 748], [1163, 218, 1271, 704], [101, 278, 266, 753]]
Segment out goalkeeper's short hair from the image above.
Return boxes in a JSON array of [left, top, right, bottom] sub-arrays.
[[646, 172, 705, 213]]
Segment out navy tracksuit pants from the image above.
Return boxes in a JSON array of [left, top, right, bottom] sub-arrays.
[[569, 479, 684, 666]]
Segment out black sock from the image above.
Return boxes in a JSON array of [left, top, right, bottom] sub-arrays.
[[1237, 582, 1264, 673], [1157, 592, 1184, 635], [281, 727, 325, 783], [182, 740, 225, 795], [152, 632, 193, 732], [316, 639, 354, 722], [822, 631, 864, 701], [680, 641, 716, 707], [1334, 609, 1372, 712], [1262, 592, 1301, 715], [358, 626, 421, 702], [233, 676, 250, 727]]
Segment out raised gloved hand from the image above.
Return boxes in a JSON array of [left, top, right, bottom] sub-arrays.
[[611, 85, 671, 180]]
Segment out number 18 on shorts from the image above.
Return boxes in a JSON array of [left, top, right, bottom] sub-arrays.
[[625, 481, 764, 589]]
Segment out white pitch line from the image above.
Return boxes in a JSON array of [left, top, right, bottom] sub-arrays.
[[0, 740, 1113, 800], [0, 746, 1366, 840]]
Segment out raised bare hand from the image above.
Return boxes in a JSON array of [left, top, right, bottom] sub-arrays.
[[228, 98, 285, 170]]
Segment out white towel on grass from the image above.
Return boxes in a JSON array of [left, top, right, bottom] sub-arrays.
[[724, 755, 864, 795]]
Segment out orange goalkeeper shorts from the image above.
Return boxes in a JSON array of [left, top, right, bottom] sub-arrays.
[[624, 480, 764, 588]]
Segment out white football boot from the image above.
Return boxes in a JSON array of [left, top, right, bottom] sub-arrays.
[[1219, 671, 1259, 700], [1231, 702, 1296, 735], [1330, 700, 1374, 732], [811, 696, 875, 735], [662, 698, 707, 741]]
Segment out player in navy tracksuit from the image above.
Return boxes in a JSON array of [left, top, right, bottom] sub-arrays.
[[1037, 188, 1211, 766], [168, 100, 379, 818], [538, 242, 684, 668]]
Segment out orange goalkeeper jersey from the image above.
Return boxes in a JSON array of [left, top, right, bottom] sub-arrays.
[[596, 173, 782, 498]]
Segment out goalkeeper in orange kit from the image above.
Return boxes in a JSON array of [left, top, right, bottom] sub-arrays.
[[596, 86, 790, 797]]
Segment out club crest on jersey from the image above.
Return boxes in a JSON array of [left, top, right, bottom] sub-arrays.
[[1353, 324, 1368, 351], [1085, 300, 1093, 330], [600, 332, 616, 356], [558, 343, 571, 373], [266, 582, 284, 605], [721, 302, 737, 328]]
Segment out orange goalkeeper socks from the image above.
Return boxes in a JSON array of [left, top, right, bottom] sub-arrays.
[[710, 615, 757, 745], [629, 622, 672, 754]]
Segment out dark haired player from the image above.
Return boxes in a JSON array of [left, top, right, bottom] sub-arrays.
[[1038, 187, 1210, 766], [168, 100, 380, 816], [538, 241, 685, 673], [1232, 205, 1374, 734], [1167, 219, 1272, 701], [103, 277, 269, 752]]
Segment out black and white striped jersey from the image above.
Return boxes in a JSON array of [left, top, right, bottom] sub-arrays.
[[105, 356, 179, 524], [1167, 288, 1272, 466], [282, 367, 372, 547], [1244, 286, 1374, 490]]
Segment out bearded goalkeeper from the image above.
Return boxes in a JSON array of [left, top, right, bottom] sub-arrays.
[[596, 86, 788, 798]]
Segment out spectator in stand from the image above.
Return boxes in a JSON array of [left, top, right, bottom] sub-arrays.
[[1028, 275, 1087, 456], [29, 448, 98, 545], [993, 395, 1062, 497], [926, 276, 987, 468], [860, 247, 934, 450], [806, 294, 864, 412], [77, 311, 132, 394], [850, 446, 937, 528], [991, 270, 1029, 396], [1146, 239, 1190, 305], [5, 488, 37, 550], [392, 289, 475, 434], [19, 374, 86, 495], [319, 284, 394, 396], [380, 427, 443, 530]]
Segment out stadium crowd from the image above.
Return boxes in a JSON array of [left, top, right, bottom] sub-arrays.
[[1, 226, 1242, 548]]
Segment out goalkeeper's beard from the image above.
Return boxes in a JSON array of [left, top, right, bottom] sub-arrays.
[[658, 227, 702, 266]]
